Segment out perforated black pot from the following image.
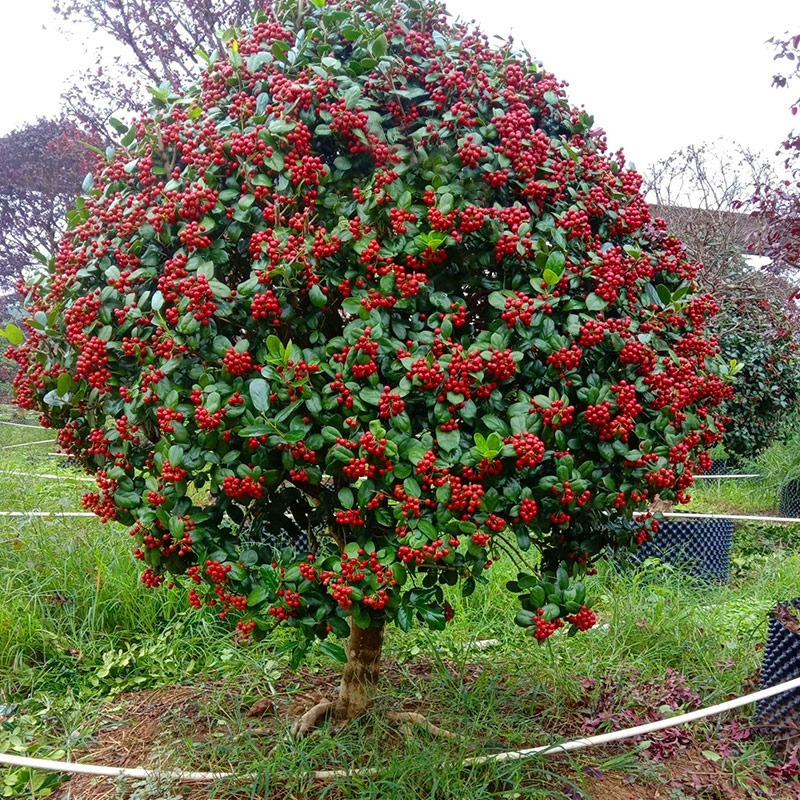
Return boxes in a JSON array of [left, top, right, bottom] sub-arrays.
[[778, 479, 800, 518], [705, 459, 730, 476], [755, 599, 800, 745], [629, 517, 733, 582]]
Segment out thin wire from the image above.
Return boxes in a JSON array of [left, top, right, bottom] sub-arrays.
[[0, 420, 43, 430]]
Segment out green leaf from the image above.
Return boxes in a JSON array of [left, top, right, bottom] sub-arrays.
[[249, 378, 270, 412], [168, 444, 184, 466], [56, 372, 72, 397], [545, 250, 565, 274], [418, 605, 446, 631], [390, 561, 407, 587], [113, 490, 141, 509], [344, 85, 361, 109], [239, 424, 274, 437], [309, 283, 327, 307], [515, 609, 536, 627], [371, 32, 388, 58], [319, 640, 347, 662], [209, 279, 231, 298], [396, 606, 413, 632], [271, 40, 290, 62], [3, 324, 23, 346], [266, 335, 284, 359], [403, 477, 421, 497], [436, 428, 460, 451], [350, 603, 372, 629], [543, 269, 560, 286], [542, 603, 561, 622], [342, 297, 363, 315], [656, 284, 672, 306], [585, 293, 607, 311], [247, 585, 268, 607]]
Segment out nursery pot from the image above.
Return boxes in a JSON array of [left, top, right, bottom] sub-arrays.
[[704, 458, 730, 476], [778, 479, 800, 518], [756, 599, 800, 745], [630, 517, 733, 582]]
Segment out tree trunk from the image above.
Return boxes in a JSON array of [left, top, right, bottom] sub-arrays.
[[335, 618, 385, 720]]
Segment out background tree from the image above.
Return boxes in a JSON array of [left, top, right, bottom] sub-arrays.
[[753, 31, 800, 273], [643, 140, 774, 298], [0, 5, 262, 291], [10, 0, 729, 728], [644, 142, 800, 461], [713, 299, 800, 461], [53, 0, 268, 134], [0, 117, 95, 287]]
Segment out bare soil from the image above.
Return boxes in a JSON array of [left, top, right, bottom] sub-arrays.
[[53, 663, 799, 800]]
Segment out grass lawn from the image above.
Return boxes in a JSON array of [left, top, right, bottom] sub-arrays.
[[1, 412, 799, 799]]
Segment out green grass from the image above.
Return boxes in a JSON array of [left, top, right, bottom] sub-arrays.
[[1, 425, 799, 799], [685, 476, 778, 515]]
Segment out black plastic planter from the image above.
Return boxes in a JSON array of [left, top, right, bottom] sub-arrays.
[[704, 458, 730, 476], [630, 517, 733, 582], [756, 599, 800, 745], [778, 479, 800, 518]]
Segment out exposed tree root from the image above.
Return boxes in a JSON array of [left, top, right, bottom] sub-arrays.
[[387, 710, 461, 740], [290, 699, 335, 738], [288, 702, 460, 742]]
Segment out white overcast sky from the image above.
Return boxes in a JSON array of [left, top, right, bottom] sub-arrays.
[[0, 0, 797, 171]]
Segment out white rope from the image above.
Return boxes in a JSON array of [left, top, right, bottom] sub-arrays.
[[2, 675, 799, 782], [461, 675, 800, 766], [694, 473, 761, 480], [0, 511, 95, 518], [0, 420, 42, 430], [0, 470, 93, 482], [0, 439, 55, 450]]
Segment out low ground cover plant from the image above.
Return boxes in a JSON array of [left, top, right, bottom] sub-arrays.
[[7, 0, 730, 724]]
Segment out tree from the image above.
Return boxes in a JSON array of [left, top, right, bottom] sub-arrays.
[[0, 118, 95, 286], [643, 141, 774, 298], [713, 299, 800, 460], [753, 32, 800, 272], [8, 0, 730, 727], [53, 0, 268, 133]]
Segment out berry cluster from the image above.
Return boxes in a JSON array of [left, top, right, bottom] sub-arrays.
[[223, 347, 255, 376], [566, 605, 596, 631]]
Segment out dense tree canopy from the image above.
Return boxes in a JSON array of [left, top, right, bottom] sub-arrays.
[[0, 118, 94, 286], [712, 299, 800, 460], [10, 0, 730, 717]]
